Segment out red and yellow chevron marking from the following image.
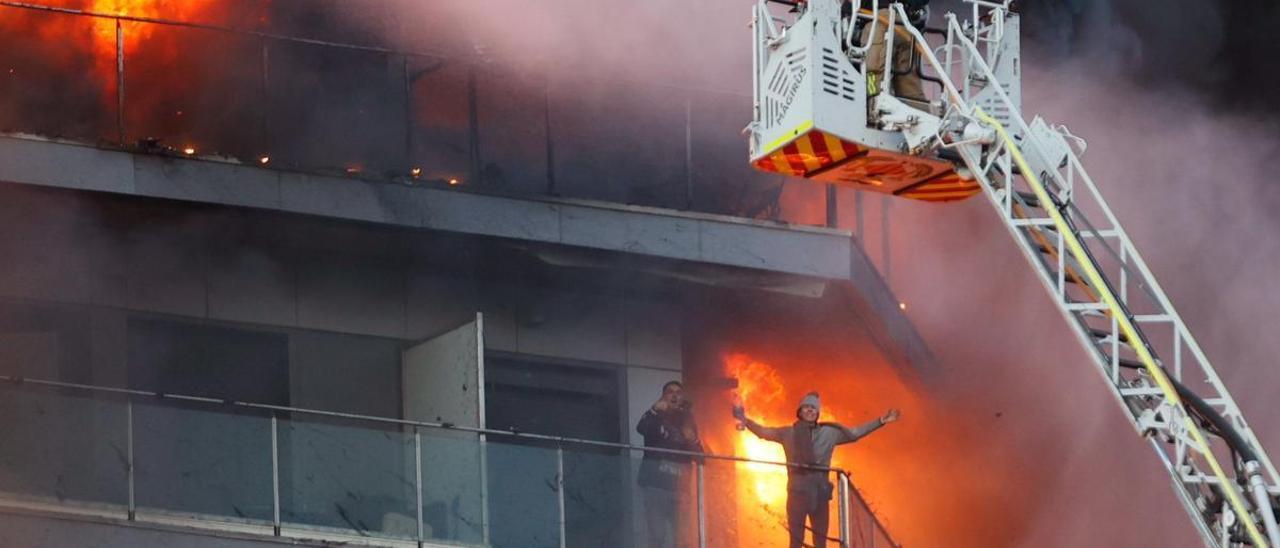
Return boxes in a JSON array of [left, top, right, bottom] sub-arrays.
[[752, 130, 864, 177], [752, 128, 981, 203], [897, 172, 982, 202]]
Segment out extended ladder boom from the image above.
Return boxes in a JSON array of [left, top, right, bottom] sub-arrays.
[[909, 4, 1280, 546]]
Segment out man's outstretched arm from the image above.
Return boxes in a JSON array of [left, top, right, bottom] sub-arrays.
[[835, 408, 900, 445], [734, 405, 786, 442]]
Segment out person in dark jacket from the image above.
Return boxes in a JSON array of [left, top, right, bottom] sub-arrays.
[[636, 380, 704, 548], [734, 392, 899, 548]]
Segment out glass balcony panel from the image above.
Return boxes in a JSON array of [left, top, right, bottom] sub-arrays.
[[266, 43, 408, 178], [472, 68, 551, 196], [0, 10, 115, 142], [847, 484, 894, 548], [484, 438, 561, 548], [418, 428, 484, 544], [279, 415, 416, 539], [0, 386, 126, 507], [702, 456, 794, 547], [133, 399, 273, 522], [409, 60, 475, 189], [120, 23, 265, 161], [631, 447, 700, 548], [547, 76, 689, 209], [559, 444, 634, 546]]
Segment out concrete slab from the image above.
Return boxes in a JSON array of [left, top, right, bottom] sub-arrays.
[[698, 220, 851, 279], [134, 156, 281, 210], [559, 206, 700, 260], [0, 137, 135, 194], [417, 190, 563, 242], [279, 173, 420, 226], [0, 135, 855, 281]]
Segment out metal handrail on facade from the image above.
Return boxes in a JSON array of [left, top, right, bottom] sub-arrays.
[[0, 374, 900, 548]]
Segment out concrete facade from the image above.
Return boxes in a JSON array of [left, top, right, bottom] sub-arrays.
[[0, 132, 932, 547]]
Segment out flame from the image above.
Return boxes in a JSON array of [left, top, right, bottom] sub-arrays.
[[2, 1, 270, 150], [715, 350, 916, 546], [75, 1, 231, 97], [711, 342, 1028, 547], [726, 353, 789, 508]]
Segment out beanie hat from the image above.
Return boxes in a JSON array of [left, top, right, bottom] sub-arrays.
[[797, 392, 821, 414]]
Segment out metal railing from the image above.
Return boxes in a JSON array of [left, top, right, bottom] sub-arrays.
[[0, 374, 899, 548], [0, 0, 868, 230]]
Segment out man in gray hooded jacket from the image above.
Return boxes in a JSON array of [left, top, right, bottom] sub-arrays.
[[733, 392, 899, 548]]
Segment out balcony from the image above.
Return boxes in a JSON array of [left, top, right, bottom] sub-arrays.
[[0, 1, 826, 224], [0, 376, 899, 547]]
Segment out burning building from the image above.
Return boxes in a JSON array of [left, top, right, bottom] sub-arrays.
[[5, 1, 1266, 547], [0, 1, 945, 547]]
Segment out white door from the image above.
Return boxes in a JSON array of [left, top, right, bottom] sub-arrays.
[[402, 313, 488, 544]]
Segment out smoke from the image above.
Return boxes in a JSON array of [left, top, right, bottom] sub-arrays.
[[1022, 0, 1280, 117], [346, 0, 750, 89]]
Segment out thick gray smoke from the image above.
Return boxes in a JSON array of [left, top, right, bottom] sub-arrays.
[[1022, 0, 1280, 116], [335, 0, 751, 91]]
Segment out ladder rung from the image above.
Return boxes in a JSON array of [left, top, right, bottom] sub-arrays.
[[1110, 355, 1165, 370], [1079, 229, 1120, 239], [1090, 327, 1130, 345], [1120, 387, 1167, 397], [1116, 358, 1144, 370], [1064, 302, 1109, 312], [1015, 190, 1040, 208], [1202, 398, 1229, 408]]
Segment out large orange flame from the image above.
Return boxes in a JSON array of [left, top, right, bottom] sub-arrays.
[[726, 353, 789, 507], [84, 1, 226, 85], [1, 1, 269, 147]]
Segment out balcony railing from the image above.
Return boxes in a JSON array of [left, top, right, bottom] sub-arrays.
[[0, 375, 898, 547], [0, 1, 859, 228]]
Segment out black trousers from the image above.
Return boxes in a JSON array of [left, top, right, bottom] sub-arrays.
[[786, 487, 831, 548]]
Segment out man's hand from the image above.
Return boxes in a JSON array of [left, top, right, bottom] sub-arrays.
[[881, 408, 901, 424], [732, 405, 746, 421], [653, 399, 672, 412]]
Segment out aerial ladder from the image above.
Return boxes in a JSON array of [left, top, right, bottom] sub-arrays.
[[746, 1, 1280, 546]]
